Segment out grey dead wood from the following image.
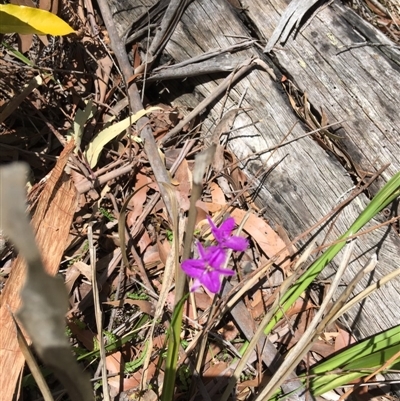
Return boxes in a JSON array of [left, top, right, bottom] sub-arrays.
[[146, 40, 257, 82], [108, 0, 400, 396], [241, 0, 400, 336], [147, 0, 193, 63], [97, 0, 174, 221], [264, 0, 325, 53], [222, 282, 304, 398]]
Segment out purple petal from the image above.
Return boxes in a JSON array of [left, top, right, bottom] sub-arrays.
[[207, 216, 235, 242], [216, 217, 235, 238], [196, 242, 208, 259], [207, 246, 227, 268], [201, 270, 222, 293], [206, 215, 218, 232], [181, 259, 206, 278], [190, 278, 202, 292], [213, 267, 235, 277], [223, 236, 249, 252]]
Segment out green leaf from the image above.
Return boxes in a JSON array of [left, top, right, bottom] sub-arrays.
[[2, 41, 34, 66], [269, 326, 400, 399], [0, 4, 75, 35], [304, 325, 400, 397], [85, 107, 161, 168], [310, 325, 400, 375], [73, 100, 96, 152]]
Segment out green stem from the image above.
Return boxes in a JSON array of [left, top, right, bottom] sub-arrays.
[[161, 294, 188, 401]]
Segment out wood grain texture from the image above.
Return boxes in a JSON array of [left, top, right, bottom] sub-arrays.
[[0, 141, 77, 399], [109, 0, 400, 343]]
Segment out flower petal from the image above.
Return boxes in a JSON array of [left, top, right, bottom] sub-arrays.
[[201, 269, 222, 293], [196, 242, 208, 259], [181, 259, 206, 278], [207, 245, 226, 268], [223, 236, 249, 252], [190, 278, 202, 292], [207, 216, 235, 242], [213, 266, 235, 276], [216, 217, 235, 238]]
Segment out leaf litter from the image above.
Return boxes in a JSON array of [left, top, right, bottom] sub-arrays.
[[0, 1, 398, 401]]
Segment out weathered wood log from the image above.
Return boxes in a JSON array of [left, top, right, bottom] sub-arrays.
[[110, 0, 400, 390]]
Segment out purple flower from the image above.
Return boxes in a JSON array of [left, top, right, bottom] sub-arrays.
[[181, 216, 249, 293], [181, 242, 234, 293], [207, 216, 248, 252]]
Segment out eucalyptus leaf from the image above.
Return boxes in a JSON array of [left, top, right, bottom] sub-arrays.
[[0, 4, 75, 35]]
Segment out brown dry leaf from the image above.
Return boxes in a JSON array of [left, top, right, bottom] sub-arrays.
[[96, 55, 113, 103], [310, 339, 336, 358], [196, 201, 208, 226], [64, 263, 83, 294], [39, 0, 51, 11], [108, 375, 140, 393], [126, 360, 159, 391], [106, 352, 124, 398], [210, 181, 227, 205], [142, 244, 161, 266], [251, 297, 270, 321], [118, 346, 158, 397], [67, 319, 95, 351], [204, 342, 223, 366], [230, 209, 291, 269], [228, 152, 248, 191], [10, 0, 34, 52], [321, 331, 339, 343], [218, 321, 239, 342], [286, 298, 315, 318], [157, 238, 171, 267], [284, 306, 315, 349], [127, 173, 151, 226], [203, 361, 229, 379], [194, 291, 212, 311], [334, 325, 356, 352], [72, 260, 92, 281], [137, 228, 152, 254], [195, 200, 222, 217], [106, 351, 122, 374], [149, 105, 179, 139], [173, 158, 191, 211], [249, 289, 265, 320], [238, 376, 260, 391], [365, 0, 388, 17], [250, 288, 263, 309], [41, 0, 59, 14], [18, 33, 34, 53]]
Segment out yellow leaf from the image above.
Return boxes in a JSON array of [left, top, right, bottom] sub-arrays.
[[0, 4, 75, 36], [85, 107, 161, 168]]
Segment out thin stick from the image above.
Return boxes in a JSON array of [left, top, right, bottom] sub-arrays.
[[160, 59, 255, 145], [333, 266, 400, 322], [88, 224, 111, 401], [96, 0, 174, 220], [10, 312, 55, 401], [252, 240, 357, 401]]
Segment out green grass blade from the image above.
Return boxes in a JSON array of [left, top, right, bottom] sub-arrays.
[[161, 294, 188, 401], [263, 171, 400, 336], [2, 41, 34, 66], [270, 325, 400, 399], [310, 324, 400, 374]]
